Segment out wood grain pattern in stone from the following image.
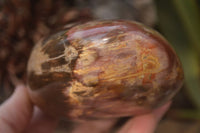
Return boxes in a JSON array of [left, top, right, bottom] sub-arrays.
[[27, 20, 184, 120]]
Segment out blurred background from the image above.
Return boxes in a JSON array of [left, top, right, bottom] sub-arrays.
[[0, 0, 200, 132]]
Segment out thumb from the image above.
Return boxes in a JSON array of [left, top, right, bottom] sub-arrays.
[[118, 102, 171, 133], [0, 85, 33, 133]]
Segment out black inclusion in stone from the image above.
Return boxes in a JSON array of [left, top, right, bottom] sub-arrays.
[[42, 30, 68, 45], [35, 80, 72, 117], [28, 72, 72, 91], [42, 39, 66, 58], [42, 31, 70, 58], [41, 57, 68, 70]]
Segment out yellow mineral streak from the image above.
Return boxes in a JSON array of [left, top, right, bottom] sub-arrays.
[[64, 45, 78, 62], [82, 74, 99, 86], [28, 39, 79, 75], [73, 66, 99, 75], [67, 81, 95, 104], [77, 49, 98, 67], [74, 47, 160, 83]]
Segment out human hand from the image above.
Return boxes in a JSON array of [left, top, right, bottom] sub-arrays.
[[0, 85, 170, 133], [0, 85, 58, 133], [71, 101, 170, 133]]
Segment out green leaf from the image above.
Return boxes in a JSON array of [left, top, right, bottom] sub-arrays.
[[173, 0, 200, 52], [155, 0, 200, 109], [169, 109, 200, 119]]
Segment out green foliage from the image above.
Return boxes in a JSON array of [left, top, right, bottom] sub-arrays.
[[155, 0, 200, 109]]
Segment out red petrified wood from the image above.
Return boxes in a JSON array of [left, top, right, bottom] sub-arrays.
[[27, 20, 184, 120]]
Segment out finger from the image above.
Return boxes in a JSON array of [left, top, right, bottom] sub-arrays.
[[25, 107, 58, 133], [0, 85, 33, 133], [71, 119, 117, 133], [118, 102, 171, 133]]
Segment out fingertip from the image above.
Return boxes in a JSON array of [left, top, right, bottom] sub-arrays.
[[0, 85, 33, 133], [153, 101, 171, 121], [118, 102, 171, 133], [71, 119, 117, 133]]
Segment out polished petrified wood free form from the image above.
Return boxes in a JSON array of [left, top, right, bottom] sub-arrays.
[[27, 20, 184, 120]]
